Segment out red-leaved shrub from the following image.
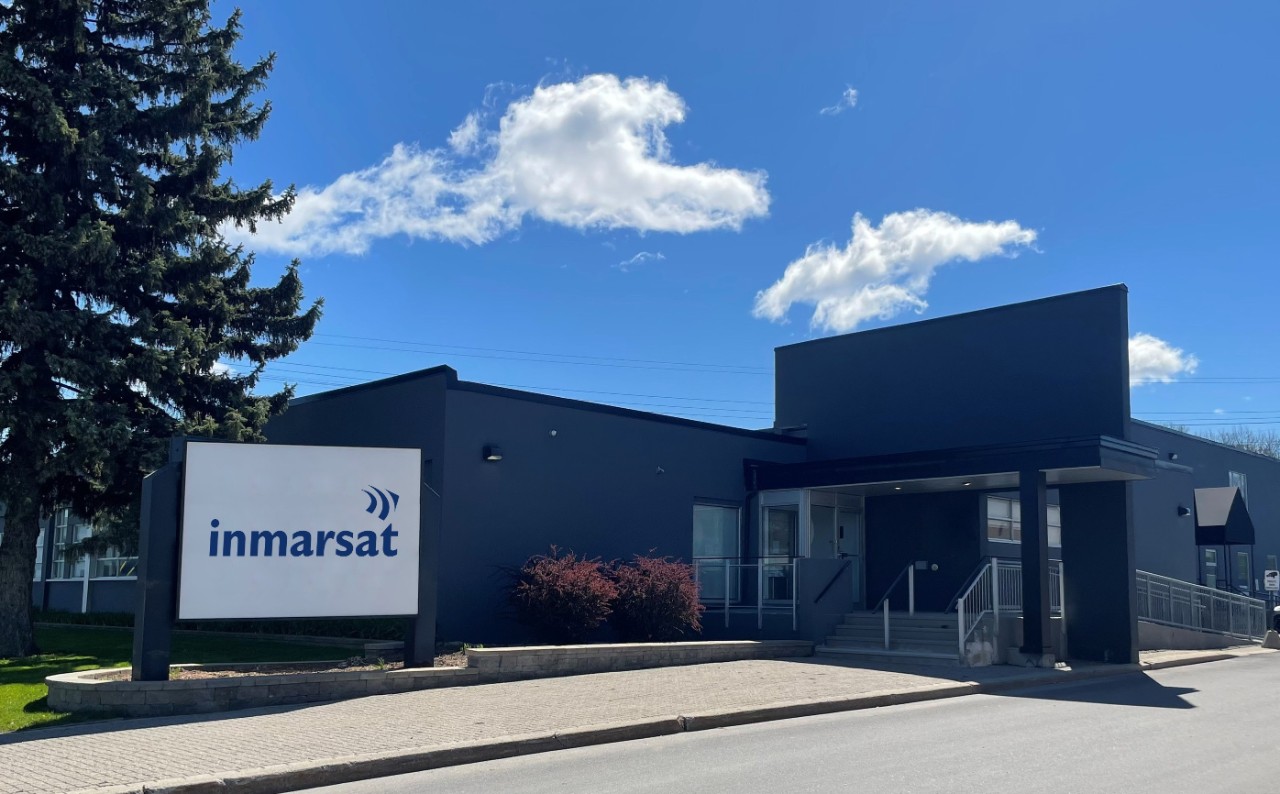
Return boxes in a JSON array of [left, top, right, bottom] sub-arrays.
[[610, 555, 704, 642], [509, 547, 618, 644]]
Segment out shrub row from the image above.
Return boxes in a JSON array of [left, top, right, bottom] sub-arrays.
[[509, 548, 704, 644]]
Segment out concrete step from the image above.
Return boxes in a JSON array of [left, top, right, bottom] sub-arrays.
[[823, 636, 956, 652], [832, 625, 956, 639], [837, 619, 957, 633], [815, 645, 960, 666], [841, 612, 956, 626]]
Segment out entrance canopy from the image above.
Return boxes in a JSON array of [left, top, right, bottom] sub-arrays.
[[1193, 486, 1254, 545], [746, 434, 1158, 493]]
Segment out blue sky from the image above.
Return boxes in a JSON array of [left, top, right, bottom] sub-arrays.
[[219, 0, 1280, 432]]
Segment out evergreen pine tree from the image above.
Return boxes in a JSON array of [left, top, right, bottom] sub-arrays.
[[0, 0, 321, 657]]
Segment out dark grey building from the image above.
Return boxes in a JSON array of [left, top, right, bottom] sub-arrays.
[[32, 284, 1280, 665]]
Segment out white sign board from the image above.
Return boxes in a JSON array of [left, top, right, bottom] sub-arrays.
[[1265, 570, 1279, 593], [178, 442, 421, 620]]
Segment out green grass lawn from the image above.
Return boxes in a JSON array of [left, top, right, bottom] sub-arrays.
[[0, 626, 355, 733]]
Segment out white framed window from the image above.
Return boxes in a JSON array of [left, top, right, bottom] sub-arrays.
[[1229, 471, 1248, 506], [1203, 548, 1218, 589], [1266, 555, 1278, 572], [49, 509, 93, 580], [987, 497, 1061, 546], [92, 548, 138, 579], [693, 503, 740, 601], [33, 526, 44, 581], [1236, 551, 1250, 591]]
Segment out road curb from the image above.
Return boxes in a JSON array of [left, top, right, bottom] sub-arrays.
[[61, 649, 1264, 794]]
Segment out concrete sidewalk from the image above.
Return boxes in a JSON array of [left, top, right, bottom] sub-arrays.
[[2, 647, 1271, 794]]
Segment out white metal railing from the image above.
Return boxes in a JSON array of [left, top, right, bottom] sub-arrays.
[[956, 560, 997, 658], [1136, 569, 1267, 640], [996, 559, 1064, 616], [955, 558, 1065, 664], [694, 557, 798, 631]]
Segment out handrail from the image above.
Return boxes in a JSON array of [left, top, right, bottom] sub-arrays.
[[955, 558, 997, 661], [870, 563, 914, 613], [946, 561, 991, 613], [812, 560, 852, 604], [1136, 569, 1267, 640]]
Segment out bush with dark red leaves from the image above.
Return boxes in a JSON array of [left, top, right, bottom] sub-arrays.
[[509, 547, 618, 644], [610, 555, 705, 642]]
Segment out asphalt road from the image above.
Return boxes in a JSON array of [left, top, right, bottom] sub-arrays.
[[309, 655, 1279, 793]]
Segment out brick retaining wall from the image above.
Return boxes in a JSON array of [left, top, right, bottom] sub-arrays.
[[45, 640, 813, 718]]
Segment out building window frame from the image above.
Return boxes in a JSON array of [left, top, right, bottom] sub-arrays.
[[986, 496, 1062, 547], [1229, 471, 1248, 507], [693, 502, 741, 603], [48, 509, 94, 581], [1202, 548, 1218, 589], [1235, 550, 1251, 592], [91, 548, 139, 580]]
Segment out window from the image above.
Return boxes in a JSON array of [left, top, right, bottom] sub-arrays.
[[1203, 549, 1218, 589], [1267, 555, 1278, 573], [49, 509, 92, 580], [986, 497, 1062, 546], [33, 526, 44, 582], [1236, 551, 1250, 591], [92, 547, 138, 578], [1229, 471, 1248, 506], [762, 505, 799, 600], [693, 504, 739, 601]]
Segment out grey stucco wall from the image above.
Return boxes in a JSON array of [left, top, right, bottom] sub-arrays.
[[774, 286, 1132, 460], [440, 386, 807, 643], [1129, 421, 1280, 590], [864, 491, 982, 612]]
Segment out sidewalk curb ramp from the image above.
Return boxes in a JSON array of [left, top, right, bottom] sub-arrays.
[[60, 650, 1254, 794]]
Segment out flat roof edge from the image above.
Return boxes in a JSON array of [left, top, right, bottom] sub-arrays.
[[451, 379, 805, 444], [1131, 419, 1280, 467], [775, 284, 1128, 352], [288, 365, 458, 407]]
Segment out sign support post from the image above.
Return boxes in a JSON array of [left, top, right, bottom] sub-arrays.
[[131, 438, 184, 682]]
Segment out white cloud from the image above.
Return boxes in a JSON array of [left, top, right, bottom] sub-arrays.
[[753, 209, 1037, 332], [447, 112, 483, 155], [1213, 408, 1225, 415], [613, 251, 665, 272], [229, 75, 770, 257], [1129, 333, 1198, 386], [819, 86, 859, 116], [210, 362, 233, 376]]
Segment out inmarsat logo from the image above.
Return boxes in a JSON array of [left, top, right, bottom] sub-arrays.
[[207, 486, 402, 559], [362, 485, 399, 521]]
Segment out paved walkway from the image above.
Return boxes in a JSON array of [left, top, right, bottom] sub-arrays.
[[0, 648, 1270, 794]]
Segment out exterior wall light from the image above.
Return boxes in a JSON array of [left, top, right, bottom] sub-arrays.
[[1177, 505, 1191, 517], [483, 445, 503, 462], [1169, 452, 1179, 461]]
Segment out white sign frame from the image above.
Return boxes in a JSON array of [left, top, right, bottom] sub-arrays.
[[1265, 570, 1279, 593], [177, 441, 421, 620]]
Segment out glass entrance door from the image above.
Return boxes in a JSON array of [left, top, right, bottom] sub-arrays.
[[809, 504, 837, 559], [763, 505, 798, 601]]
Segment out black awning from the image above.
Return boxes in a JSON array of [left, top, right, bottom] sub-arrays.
[[1194, 486, 1255, 545]]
